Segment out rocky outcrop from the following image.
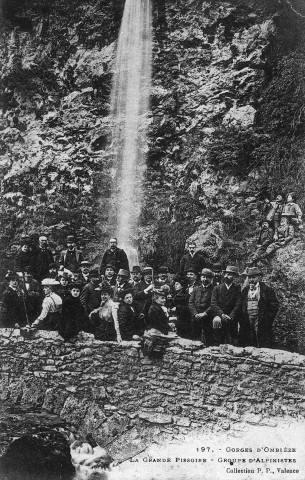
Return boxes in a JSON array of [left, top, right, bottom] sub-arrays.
[[0, 0, 305, 351]]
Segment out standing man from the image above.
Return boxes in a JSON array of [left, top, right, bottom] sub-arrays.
[[211, 266, 241, 346], [59, 235, 84, 272], [189, 268, 214, 343], [179, 242, 208, 277], [32, 236, 54, 282], [239, 267, 279, 348], [103, 264, 117, 287], [80, 269, 102, 316], [133, 266, 154, 326], [80, 260, 91, 284], [100, 238, 129, 275], [185, 268, 199, 296], [112, 269, 131, 302]]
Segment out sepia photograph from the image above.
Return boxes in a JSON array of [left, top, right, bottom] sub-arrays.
[[0, 0, 304, 479]]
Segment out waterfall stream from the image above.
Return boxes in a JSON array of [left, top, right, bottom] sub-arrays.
[[110, 0, 152, 266]]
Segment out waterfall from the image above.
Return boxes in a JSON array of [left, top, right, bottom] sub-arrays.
[[110, 0, 152, 267]]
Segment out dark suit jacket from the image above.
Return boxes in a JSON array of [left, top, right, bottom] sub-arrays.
[[58, 248, 84, 271], [147, 301, 170, 335], [1, 286, 27, 327], [211, 283, 241, 321], [189, 284, 213, 318], [32, 248, 54, 281], [80, 282, 101, 314], [239, 282, 279, 348], [118, 302, 137, 340], [100, 248, 129, 275], [179, 252, 208, 276]]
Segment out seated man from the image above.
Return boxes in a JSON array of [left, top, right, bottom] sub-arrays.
[[31, 278, 62, 330], [133, 266, 154, 327], [130, 266, 142, 287], [112, 269, 131, 302], [282, 193, 302, 227], [189, 268, 214, 343], [251, 220, 274, 262], [263, 214, 295, 258], [211, 266, 241, 346]]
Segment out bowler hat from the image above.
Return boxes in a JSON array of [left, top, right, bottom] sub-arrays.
[[132, 265, 141, 273], [48, 263, 57, 269], [200, 268, 213, 277], [117, 269, 129, 278], [89, 269, 99, 278], [41, 278, 59, 286], [185, 267, 197, 274], [247, 267, 262, 276], [158, 266, 168, 274], [212, 263, 222, 273], [67, 235, 75, 242], [81, 260, 91, 266], [223, 266, 240, 276]]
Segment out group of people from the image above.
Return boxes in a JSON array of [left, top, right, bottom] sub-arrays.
[[250, 192, 302, 263], [0, 234, 281, 351]]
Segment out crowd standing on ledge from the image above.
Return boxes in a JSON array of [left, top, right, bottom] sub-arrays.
[[0, 232, 282, 353]]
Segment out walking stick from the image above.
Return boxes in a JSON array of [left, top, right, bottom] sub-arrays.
[[20, 272, 30, 327]]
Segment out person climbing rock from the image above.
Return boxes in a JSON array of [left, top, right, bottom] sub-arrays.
[[282, 193, 302, 227], [262, 214, 295, 258], [263, 194, 284, 231]]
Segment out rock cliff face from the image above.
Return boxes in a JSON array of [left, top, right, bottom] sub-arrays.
[[0, 0, 305, 351]]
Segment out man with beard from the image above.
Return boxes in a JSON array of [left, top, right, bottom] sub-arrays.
[[59, 281, 89, 341], [189, 268, 214, 343], [185, 268, 199, 295], [100, 237, 129, 275], [133, 266, 154, 328], [103, 264, 117, 287], [32, 236, 54, 282], [112, 269, 131, 302], [1, 271, 27, 327], [130, 266, 142, 287], [59, 235, 84, 272], [80, 261, 91, 284], [211, 266, 241, 346], [250, 220, 274, 263], [179, 242, 208, 277], [47, 263, 58, 279], [80, 269, 102, 316], [212, 263, 222, 287], [239, 267, 279, 348]]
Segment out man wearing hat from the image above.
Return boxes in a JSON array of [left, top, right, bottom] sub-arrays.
[[1, 272, 27, 327], [239, 267, 279, 348], [112, 269, 131, 302], [130, 266, 142, 287], [103, 264, 117, 287], [32, 236, 54, 282], [212, 263, 222, 287], [80, 269, 102, 315], [185, 268, 199, 295], [20, 266, 42, 324], [211, 266, 241, 346], [179, 242, 208, 277], [59, 235, 84, 273], [80, 260, 91, 284], [31, 278, 62, 330], [100, 237, 129, 276], [189, 268, 214, 341], [133, 267, 154, 326]]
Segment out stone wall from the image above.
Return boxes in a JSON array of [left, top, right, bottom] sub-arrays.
[[0, 329, 304, 458]]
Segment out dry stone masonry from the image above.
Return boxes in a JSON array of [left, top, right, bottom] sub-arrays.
[[0, 328, 304, 455]]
